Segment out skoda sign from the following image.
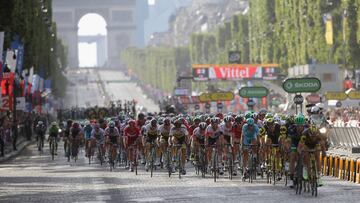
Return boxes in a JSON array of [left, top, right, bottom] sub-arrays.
[[283, 77, 321, 93]]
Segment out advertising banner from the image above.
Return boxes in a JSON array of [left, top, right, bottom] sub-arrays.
[[192, 64, 279, 80]]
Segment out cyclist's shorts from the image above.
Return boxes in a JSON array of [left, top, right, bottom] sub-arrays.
[[109, 136, 117, 144], [243, 137, 256, 146], [196, 137, 205, 145], [174, 136, 186, 146], [208, 136, 219, 146], [146, 137, 157, 143], [128, 136, 138, 146]]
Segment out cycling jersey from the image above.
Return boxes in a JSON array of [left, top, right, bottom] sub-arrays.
[[288, 124, 304, 151], [83, 125, 93, 140], [206, 125, 222, 146], [241, 124, 259, 146], [105, 127, 120, 144], [91, 129, 105, 144], [49, 126, 59, 137], [220, 123, 233, 144], [170, 126, 188, 144], [232, 123, 242, 140], [145, 124, 158, 142], [158, 124, 172, 141], [264, 123, 281, 145], [302, 129, 321, 149], [192, 127, 205, 144], [124, 126, 140, 146]]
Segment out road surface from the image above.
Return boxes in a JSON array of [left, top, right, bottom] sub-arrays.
[[0, 142, 359, 203]]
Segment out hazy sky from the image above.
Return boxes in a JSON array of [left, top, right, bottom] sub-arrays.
[[78, 13, 106, 67]]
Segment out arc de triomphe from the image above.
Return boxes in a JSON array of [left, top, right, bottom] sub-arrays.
[[53, 0, 137, 68]]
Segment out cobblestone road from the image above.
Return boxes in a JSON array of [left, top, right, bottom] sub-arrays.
[[0, 142, 359, 203]]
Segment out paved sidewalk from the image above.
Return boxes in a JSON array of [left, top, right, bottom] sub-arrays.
[[0, 136, 34, 163]]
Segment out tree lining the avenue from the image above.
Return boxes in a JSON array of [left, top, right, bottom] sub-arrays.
[[0, 0, 67, 97], [124, 0, 360, 94]]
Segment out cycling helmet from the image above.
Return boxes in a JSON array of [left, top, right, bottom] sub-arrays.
[[258, 108, 267, 115], [252, 113, 258, 119], [210, 117, 217, 124], [138, 112, 145, 120], [109, 121, 115, 128], [280, 126, 287, 134], [199, 122, 207, 130], [150, 119, 157, 127], [259, 127, 266, 136], [51, 121, 57, 126], [85, 120, 91, 126], [315, 103, 324, 109], [38, 121, 44, 125], [72, 122, 79, 128], [294, 115, 305, 125], [265, 113, 273, 119], [234, 115, 244, 123], [266, 117, 274, 124], [224, 116, 232, 123], [310, 106, 320, 114], [193, 117, 201, 124], [246, 118, 255, 126], [245, 112, 253, 119]]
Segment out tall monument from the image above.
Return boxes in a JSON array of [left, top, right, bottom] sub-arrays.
[[52, 0, 139, 68]]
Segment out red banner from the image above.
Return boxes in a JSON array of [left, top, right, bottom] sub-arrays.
[[209, 65, 262, 79]]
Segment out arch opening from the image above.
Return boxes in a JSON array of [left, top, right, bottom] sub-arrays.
[[77, 13, 108, 67]]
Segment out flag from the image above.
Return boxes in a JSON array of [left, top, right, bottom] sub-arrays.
[[325, 14, 333, 45], [0, 32, 4, 81]]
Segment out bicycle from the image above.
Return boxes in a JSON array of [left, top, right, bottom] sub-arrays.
[[37, 134, 44, 152], [108, 143, 118, 172], [210, 144, 219, 182], [147, 141, 157, 177], [128, 144, 138, 175], [307, 149, 319, 197], [242, 144, 258, 183], [172, 144, 184, 179], [195, 144, 207, 178], [266, 144, 281, 185], [96, 142, 104, 166], [49, 136, 57, 160], [165, 147, 172, 177], [224, 143, 234, 180]]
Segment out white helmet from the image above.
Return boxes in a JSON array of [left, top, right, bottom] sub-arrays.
[[85, 120, 91, 126], [311, 106, 320, 113], [315, 103, 324, 109], [38, 121, 43, 125]]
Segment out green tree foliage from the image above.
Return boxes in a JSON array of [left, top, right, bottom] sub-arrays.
[[122, 0, 360, 93], [0, 0, 67, 97]]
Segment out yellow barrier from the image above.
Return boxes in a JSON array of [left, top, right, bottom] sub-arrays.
[[339, 157, 345, 179], [322, 155, 327, 175], [356, 159, 360, 184], [344, 158, 350, 181], [349, 158, 356, 183], [334, 156, 339, 178], [329, 155, 334, 176]]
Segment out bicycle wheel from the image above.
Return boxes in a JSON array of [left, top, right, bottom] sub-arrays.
[[213, 148, 217, 182], [228, 152, 233, 180], [135, 150, 138, 175], [178, 150, 182, 179], [166, 150, 171, 177], [150, 147, 155, 178]]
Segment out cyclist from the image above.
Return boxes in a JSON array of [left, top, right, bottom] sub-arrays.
[[189, 117, 201, 161], [48, 122, 59, 155], [220, 116, 235, 175], [287, 114, 307, 188], [191, 122, 207, 166], [232, 115, 244, 171], [63, 120, 73, 156], [264, 117, 282, 180], [298, 124, 324, 186], [35, 121, 47, 151], [169, 118, 189, 175], [241, 118, 259, 179], [144, 119, 160, 171], [123, 120, 141, 172], [158, 117, 173, 166], [83, 121, 93, 157], [91, 123, 106, 160], [105, 121, 120, 165], [205, 117, 223, 175]]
